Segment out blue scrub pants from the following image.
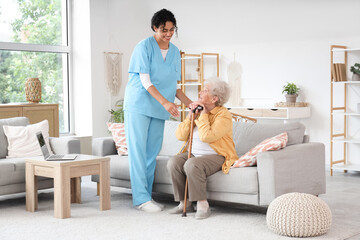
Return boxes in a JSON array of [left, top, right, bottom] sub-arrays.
[[124, 110, 165, 206]]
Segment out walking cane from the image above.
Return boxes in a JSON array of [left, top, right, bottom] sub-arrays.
[[182, 105, 203, 217]]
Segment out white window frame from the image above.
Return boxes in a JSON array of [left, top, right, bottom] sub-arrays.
[[0, 0, 72, 134]]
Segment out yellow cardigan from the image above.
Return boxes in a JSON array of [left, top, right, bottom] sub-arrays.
[[175, 106, 239, 174]]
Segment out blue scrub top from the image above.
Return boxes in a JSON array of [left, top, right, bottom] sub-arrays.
[[124, 36, 181, 120]]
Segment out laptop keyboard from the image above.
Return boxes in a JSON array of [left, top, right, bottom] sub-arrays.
[[48, 154, 64, 159]]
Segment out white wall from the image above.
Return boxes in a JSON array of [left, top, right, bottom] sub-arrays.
[[89, 0, 108, 138], [87, 0, 151, 137], [74, 0, 360, 164], [72, 0, 93, 137]]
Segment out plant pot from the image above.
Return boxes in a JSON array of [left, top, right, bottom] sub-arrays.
[[285, 94, 298, 103], [352, 73, 360, 81]]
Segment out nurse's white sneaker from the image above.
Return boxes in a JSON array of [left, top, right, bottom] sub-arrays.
[[136, 201, 162, 213], [151, 199, 164, 210]]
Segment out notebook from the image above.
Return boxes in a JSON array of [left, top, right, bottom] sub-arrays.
[[36, 131, 77, 161]]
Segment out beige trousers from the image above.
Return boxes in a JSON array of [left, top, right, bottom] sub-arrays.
[[167, 152, 224, 202]]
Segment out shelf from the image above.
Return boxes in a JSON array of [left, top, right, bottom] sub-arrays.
[[332, 112, 360, 116], [181, 56, 200, 60], [332, 81, 360, 84], [181, 55, 219, 60], [332, 138, 360, 143], [330, 45, 360, 176], [332, 164, 360, 171], [177, 108, 190, 112], [177, 83, 202, 86], [332, 48, 360, 52], [179, 51, 219, 121]]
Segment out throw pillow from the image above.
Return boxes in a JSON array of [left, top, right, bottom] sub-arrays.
[[107, 122, 128, 155], [232, 132, 288, 168], [3, 120, 53, 158]]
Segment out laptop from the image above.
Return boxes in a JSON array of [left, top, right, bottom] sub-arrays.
[[36, 131, 77, 161]]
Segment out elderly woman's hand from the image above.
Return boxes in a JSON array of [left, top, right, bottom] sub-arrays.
[[189, 101, 207, 115]]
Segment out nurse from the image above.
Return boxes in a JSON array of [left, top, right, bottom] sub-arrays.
[[124, 9, 192, 213]]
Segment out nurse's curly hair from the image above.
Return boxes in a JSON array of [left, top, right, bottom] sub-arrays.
[[151, 9, 177, 34], [205, 78, 231, 106]]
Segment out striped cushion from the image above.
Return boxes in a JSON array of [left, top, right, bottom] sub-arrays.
[[233, 132, 288, 168], [107, 122, 128, 155]]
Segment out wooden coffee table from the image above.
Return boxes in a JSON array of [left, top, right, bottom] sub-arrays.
[[25, 154, 110, 219]]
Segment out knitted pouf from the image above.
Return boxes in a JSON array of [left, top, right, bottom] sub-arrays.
[[266, 193, 332, 237]]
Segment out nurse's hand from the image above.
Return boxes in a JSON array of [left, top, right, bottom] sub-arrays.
[[163, 101, 180, 117]]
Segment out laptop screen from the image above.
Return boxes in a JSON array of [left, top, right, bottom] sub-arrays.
[[37, 132, 45, 147], [36, 131, 50, 159]]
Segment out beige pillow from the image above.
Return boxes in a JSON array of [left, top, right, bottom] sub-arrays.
[[3, 120, 53, 158]]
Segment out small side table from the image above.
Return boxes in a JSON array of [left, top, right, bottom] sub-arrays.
[[25, 154, 110, 219]]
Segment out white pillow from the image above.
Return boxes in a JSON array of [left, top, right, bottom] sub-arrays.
[[3, 120, 53, 158]]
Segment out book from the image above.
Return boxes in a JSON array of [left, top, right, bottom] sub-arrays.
[[339, 63, 347, 81], [331, 64, 337, 82], [335, 63, 341, 82]]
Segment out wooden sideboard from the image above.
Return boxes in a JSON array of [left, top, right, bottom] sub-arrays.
[[228, 107, 311, 120], [0, 103, 59, 137]]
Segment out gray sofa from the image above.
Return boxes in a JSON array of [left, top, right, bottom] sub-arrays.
[[92, 120, 326, 206], [0, 117, 81, 196]]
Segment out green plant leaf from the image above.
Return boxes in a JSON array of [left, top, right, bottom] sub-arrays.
[[109, 99, 124, 123], [282, 82, 300, 95], [350, 63, 360, 75]]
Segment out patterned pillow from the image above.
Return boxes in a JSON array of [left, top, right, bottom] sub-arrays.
[[107, 122, 128, 155], [232, 132, 288, 168]]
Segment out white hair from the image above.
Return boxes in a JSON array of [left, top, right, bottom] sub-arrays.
[[205, 78, 231, 106]]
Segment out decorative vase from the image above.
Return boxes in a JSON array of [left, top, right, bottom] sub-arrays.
[[352, 73, 360, 81], [25, 78, 41, 103], [285, 94, 298, 103]]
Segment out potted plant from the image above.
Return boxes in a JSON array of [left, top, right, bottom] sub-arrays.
[[109, 99, 124, 123], [350, 63, 360, 81], [282, 82, 300, 103]]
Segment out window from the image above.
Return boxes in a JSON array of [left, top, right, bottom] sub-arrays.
[[0, 0, 70, 133]]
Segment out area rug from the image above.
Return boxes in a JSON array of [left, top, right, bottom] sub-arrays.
[[0, 185, 359, 240]]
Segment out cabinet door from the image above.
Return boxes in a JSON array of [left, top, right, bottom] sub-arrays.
[[262, 109, 288, 118], [23, 105, 59, 137], [234, 108, 262, 117], [0, 107, 23, 119]]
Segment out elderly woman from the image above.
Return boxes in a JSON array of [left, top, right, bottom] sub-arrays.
[[167, 78, 239, 219]]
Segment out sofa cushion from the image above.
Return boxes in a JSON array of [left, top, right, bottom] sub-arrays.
[[0, 158, 27, 186], [207, 166, 259, 194], [155, 156, 259, 195], [106, 153, 259, 195], [0, 157, 50, 186], [232, 121, 305, 157], [0, 117, 30, 159], [154, 156, 172, 184], [108, 155, 130, 180], [0, 161, 15, 186], [158, 121, 183, 156], [107, 155, 173, 184]]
